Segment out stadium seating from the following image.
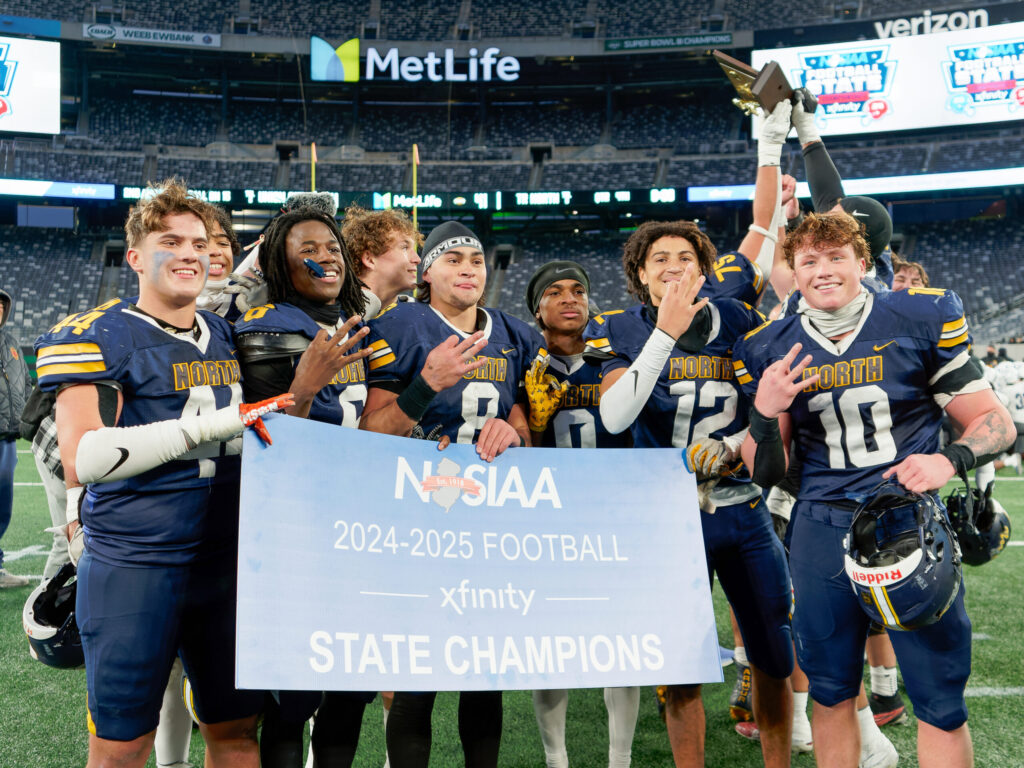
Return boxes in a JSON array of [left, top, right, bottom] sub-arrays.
[[473, 0, 589, 38], [291, 162, 406, 191], [10, 149, 145, 186], [928, 136, 1024, 175], [244, 0, 365, 38], [602, 0, 724, 36], [0, 227, 102, 343], [486, 104, 604, 148], [155, 158, 278, 189], [416, 162, 531, 191], [541, 161, 658, 189], [89, 96, 221, 150], [379, 0, 458, 40], [724, 0, 833, 30], [612, 101, 737, 151], [227, 100, 355, 147], [903, 217, 1024, 321], [357, 104, 476, 158]]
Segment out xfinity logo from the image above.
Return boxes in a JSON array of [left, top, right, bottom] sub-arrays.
[[311, 37, 520, 83], [874, 8, 988, 38]]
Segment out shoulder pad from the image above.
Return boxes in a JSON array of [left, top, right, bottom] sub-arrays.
[[589, 309, 626, 326], [235, 332, 310, 362]]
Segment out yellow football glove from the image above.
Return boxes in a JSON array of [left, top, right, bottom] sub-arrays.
[[685, 438, 739, 481], [525, 355, 568, 433]]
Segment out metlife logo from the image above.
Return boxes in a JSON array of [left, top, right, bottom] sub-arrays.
[[310, 37, 520, 83]]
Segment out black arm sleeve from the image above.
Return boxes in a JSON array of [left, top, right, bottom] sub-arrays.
[[752, 439, 788, 488], [240, 356, 297, 402], [749, 406, 788, 488], [802, 141, 846, 213]]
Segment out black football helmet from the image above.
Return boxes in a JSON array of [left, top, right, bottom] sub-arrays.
[[843, 481, 962, 632], [22, 563, 84, 668], [945, 481, 1012, 566]]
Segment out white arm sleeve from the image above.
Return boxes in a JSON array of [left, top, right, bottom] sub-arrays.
[[751, 170, 784, 279], [75, 406, 244, 484], [599, 328, 676, 434]]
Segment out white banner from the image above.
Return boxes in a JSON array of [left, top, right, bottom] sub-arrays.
[[236, 416, 722, 692], [82, 23, 221, 48]]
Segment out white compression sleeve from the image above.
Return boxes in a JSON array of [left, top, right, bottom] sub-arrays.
[[751, 170, 784, 279], [75, 406, 244, 484], [599, 328, 676, 434]]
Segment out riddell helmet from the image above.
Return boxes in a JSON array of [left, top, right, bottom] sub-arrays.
[[843, 482, 962, 632], [22, 563, 83, 668], [945, 482, 1012, 566]]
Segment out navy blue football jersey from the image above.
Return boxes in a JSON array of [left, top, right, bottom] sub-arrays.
[[539, 354, 629, 449], [583, 302, 764, 498], [366, 302, 543, 443], [35, 298, 244, 564], [734, 288, 987, 504], [699, 250, 765, 307], [234, 302, 367, 427]]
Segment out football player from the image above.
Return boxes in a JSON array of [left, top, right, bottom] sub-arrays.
[[582, 218, 794, 768], [789, 99, 895, 291], [523, 260, 636, 768], [360, 221, 542, 768], [342, 205, 423, 317], [699, 102, 795, 308], [734, 212, 1014, 768], [234, 206, 374, 767], [891, 259, 930, 292], [35, 181, 290, 768], [196, 205, 244, 320]]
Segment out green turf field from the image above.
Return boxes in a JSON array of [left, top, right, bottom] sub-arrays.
[[1, 440, 1021, 767]]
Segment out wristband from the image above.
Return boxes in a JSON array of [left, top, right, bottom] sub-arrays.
[[396, 374, 438, 422], [940, 443, 977, 474], [747, 223, 778, 243], [749, 406, 782, 443]]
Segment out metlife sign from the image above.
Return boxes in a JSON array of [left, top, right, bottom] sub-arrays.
[[311, 37, 520, 83]]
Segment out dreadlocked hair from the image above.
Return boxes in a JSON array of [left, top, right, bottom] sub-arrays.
[[621, 220, 717, 304], [261, 207, 366, 318]]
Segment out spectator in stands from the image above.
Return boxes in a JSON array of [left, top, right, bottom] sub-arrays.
[[892, 260, 930, 291], [0, 288, 33, 588]]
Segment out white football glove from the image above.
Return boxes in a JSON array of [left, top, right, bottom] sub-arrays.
[[757, 100, 792, 167], [791, 98, 821, 146]]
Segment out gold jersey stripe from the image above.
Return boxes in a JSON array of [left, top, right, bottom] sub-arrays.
[[368, 353, 396, 371], [36, 342, 102, 359], [37, 361, 107, 378], [938, 331, 969, 348]]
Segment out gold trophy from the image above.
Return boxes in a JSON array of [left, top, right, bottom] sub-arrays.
[[712, 50, 817, 116]]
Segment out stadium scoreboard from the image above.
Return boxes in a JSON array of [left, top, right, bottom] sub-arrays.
[[751, 19, 1024, 137]]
